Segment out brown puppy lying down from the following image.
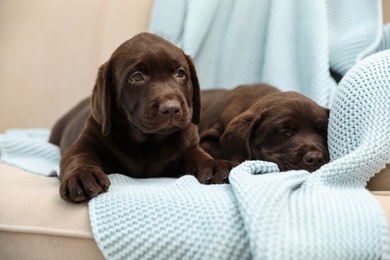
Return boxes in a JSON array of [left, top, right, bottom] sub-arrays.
[[49, 32, 236, 203], [199, 84, 330, 172]]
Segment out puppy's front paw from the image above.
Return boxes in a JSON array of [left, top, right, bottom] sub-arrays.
[[194, 160, 239, 184], [59, 167, 111, 203]]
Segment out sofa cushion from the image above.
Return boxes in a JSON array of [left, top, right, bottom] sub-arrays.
[[0, 163, 103, 260]]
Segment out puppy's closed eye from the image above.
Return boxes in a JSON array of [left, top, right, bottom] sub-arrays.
[[277, 126, 295, 137]]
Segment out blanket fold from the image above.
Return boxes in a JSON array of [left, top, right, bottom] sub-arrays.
[[0, 129, 59, 176]]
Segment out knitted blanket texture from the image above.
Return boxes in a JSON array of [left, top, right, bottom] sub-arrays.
[[88, 50, 390, 259], [0, 0, 390, 259], [0, 129, 59, 176], [149, 0, 389, 108]]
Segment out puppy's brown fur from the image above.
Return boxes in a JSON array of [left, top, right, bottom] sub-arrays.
[[49, 33, 236, 203], [199, 84, 330, 172]]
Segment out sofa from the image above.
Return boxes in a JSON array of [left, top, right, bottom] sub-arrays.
[[1, 0, 390, 259]]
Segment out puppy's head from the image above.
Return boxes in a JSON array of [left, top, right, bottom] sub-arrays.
[[220, 92, 329, 172], [91, 32, 201, 136]]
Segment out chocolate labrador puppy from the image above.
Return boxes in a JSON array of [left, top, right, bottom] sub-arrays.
[[199, 84, 330, 172], [49, 32, 236, 203]]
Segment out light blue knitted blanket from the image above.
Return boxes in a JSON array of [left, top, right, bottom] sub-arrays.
[[89, 50, 390, 259], [0, 129, 60, 176], [149, 0, 390, 108], [0, 51, 389, 258], [0, 1, 390, 258]]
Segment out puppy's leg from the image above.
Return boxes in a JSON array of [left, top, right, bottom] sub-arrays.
[[184, 146, 239, 184], [59, 139, 111, 203]]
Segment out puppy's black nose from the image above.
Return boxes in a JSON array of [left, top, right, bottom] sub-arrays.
[[303, 151, 325, 168], [159, 100, 181, 118]]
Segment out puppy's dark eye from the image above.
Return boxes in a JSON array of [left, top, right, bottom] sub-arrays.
[[129, 72, 145, 82], [175, 69, 186, 78]]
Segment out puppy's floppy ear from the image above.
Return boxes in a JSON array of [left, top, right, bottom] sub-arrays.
[[220, 111, 259, 162], [185, 55, 201, 124], [91, 61, 113, 136]]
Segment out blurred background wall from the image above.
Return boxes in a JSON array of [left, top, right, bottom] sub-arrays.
[[0, 0, 153, 132], [0, 0, 389, 132]]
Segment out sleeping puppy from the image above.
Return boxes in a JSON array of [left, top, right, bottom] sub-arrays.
[[198, 84, 330, 172], [49, 32, 237, 203]]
